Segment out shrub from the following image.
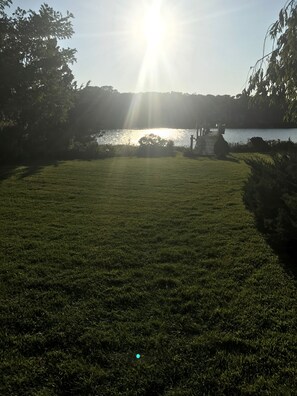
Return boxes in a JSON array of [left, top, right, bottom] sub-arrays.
[[230, 139, 297, 154], [183, 148, 198, 158], [243, 153, 297, 255], [112, 144, 138, 157], [230, 143, 253, 153], [214, 135, 230, 159], [268, 139, 297, 153], [67, 139, 115, 159], [248, 137, 269, 152], [137, 134, 175, 157]]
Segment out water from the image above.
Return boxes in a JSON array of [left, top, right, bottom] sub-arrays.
[[98, 128, 297, 147]]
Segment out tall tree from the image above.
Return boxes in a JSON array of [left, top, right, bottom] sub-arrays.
[[247, 0, 297, 122], [0, 0, 11, 15], [0, 2, 76, 159]]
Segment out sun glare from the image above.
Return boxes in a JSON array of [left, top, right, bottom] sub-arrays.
[[129, 0, 177, 56], [123, 0, 182, 127], [143, 7, 165, 49]]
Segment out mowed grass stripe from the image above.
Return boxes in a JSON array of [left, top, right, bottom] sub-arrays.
[[0, 155, 296, 395]]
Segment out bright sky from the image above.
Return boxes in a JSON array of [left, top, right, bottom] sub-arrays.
[[11, 0, 286, 95]]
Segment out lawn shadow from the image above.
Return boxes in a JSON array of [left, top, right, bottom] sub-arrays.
[[0, 161, 60, 182], [0, 165, 18, 182], [184, 154, 240, 163], [220, 154, 240, 163], [18, 161, 60, 179], [269, 241, 297, 280], [248, 215, 297, 280]]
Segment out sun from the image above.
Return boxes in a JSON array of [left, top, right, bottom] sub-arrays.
[[122, 0, 181, 99], [143, 6, 165, 49], [121, 0, 183, 126], [127, 1, 178, 56]]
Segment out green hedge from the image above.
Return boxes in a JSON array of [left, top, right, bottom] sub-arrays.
[[243, 153, 297, 255]]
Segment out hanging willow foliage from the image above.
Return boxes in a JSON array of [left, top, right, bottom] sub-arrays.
[[247, 0, 297, 122]]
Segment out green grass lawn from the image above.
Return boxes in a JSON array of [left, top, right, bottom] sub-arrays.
[[0, 155, 296, 395]]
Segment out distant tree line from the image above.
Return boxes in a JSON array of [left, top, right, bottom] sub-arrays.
[[1, 1, 297, 163], [71, 86, 294, 134]]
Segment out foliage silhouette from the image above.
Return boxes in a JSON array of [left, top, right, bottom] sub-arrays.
[[244, 153, 297, 270], [137, 134, 175, 157], [247, 1, 297, 122], [69, 87, 293, 132], [1, 1, 297, 164], [231, 138, 297, 154], [214, 135, 230, 159], [0, 2, 76, 160], [249, 137, 269, 153], [0, 160, 59, 182]]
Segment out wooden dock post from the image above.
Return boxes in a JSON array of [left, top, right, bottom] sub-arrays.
[[190, 134, 194, 150]]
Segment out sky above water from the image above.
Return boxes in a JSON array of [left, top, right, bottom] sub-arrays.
[[10, 0, 286, 95]]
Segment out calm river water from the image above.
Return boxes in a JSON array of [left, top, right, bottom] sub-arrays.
[[98, 128, 297, 147]]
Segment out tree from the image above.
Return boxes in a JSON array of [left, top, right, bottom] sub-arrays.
[[247, 0, 297, 122], [69, 86, 119, 141], [0, 0, 11, 13], [0, 2, 76, 159]]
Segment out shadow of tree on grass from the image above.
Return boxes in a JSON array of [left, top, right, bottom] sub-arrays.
[[0, 161, 60, 183], [184, 154, 240, 163], [0, 165, 18, 182], [245, 226, 297, 279], [18, 161, 60, 179], [279, 251, 297, 279]]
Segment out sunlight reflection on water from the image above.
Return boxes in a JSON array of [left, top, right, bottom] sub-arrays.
[[98, 128, 297, 147]]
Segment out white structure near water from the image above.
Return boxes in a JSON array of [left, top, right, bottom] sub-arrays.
[[191, 124, 227, 155]]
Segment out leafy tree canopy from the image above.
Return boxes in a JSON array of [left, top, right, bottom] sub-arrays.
[[247, 0, 297, 122], [0, 1, 76, 158], [0, 0, 11, 14]]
